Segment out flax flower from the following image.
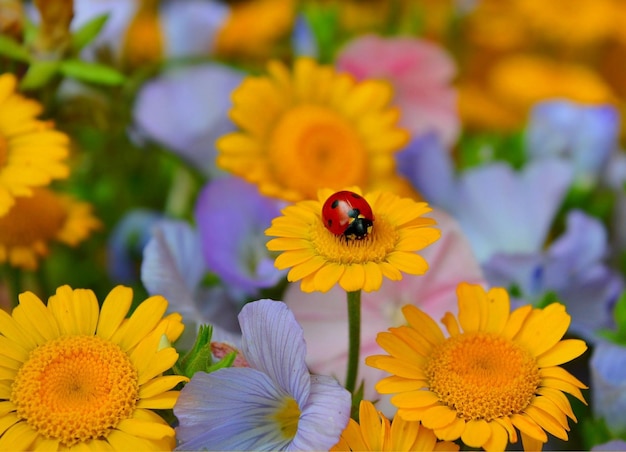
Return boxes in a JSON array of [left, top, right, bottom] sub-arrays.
[[0, 188, 100, 270], [367, 282, 588, 451], [331, 399, 459, 451], [0, 285, 188, 450], [265, 187, 440, 293], [174, 299, 351, 450], [217, 57, 411, 202], [0, 73, 69, 216]]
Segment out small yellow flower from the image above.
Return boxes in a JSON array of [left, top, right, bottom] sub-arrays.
[[0, 73, 69, 216], [367, 283, 588, 451], [214, 0, 296, 62], [217, 57, 410, 202], [331, 399, 459, 451], [0, 188, 100, 270], [265, 187, 440, 293], [0, 285, 188, 450]]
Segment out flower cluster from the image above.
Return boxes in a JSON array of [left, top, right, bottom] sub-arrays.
[[1, 0, 625, 451]]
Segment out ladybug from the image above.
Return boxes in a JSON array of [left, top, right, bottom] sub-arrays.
[[322, 191, 374, 240]]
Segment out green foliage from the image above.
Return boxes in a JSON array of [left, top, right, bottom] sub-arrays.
[[71, 13, 110, 52], [175, 325, 236, 379], [58, 59, 126, 86], [19, 60, 60, 90], [0, 35, 30, 62]]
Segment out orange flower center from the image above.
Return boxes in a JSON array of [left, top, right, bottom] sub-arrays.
[[11, 335, 139, 446], [426, 332, 541, 421], [0, 188, 67, 246], [268, 105, 367, 199]]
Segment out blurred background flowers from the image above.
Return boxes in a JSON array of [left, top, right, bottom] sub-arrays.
[[2, 0, 626, 450]]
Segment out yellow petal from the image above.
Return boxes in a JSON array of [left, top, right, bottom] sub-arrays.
[[482, 420, 509, 452], [115, 295, 167, 352], [96, 286, 133, 340], [116, 418, 175, 440], [309, 262, 343, 292], [483, 287, 510, 334], [523, 405, 569, 441], [401, 305, 445, 346], [536, 339, 587, 367], [139, 375, 189, 399], [15, 292, 59, 342], [362, 261, 383, 292], [514, 303, 570, 357], [457, 283, 487, 332], [288, 255, 326, 282], [510, 413, 548, 443], [339, 264, 366, 292], [386, 251, 428, 275], [420, 405, 458, 429], [434, 416, 466, 441], [460, 419, 491, 448]]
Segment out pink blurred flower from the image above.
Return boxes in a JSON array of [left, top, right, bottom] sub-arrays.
[[283, 209, 485, 416], [337, 34, 460, 148]]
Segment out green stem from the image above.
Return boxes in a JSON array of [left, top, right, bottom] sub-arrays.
[[3, 265, 22, 309], [345, 290, 361, 394]]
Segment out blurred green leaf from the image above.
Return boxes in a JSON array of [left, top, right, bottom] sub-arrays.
[[58, 59, 126, 85], [598, 291, 626, 345], [0, 35, 31, 62], [72, 13, 110, 52], [19, 60, 60, 90]]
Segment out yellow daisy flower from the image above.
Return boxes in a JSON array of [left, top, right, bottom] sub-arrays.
[[0, 188, 101, 270], [217, 57, 410, 202], [331, 399, 459, 451], [265, 187, 440, 293], [0, 285, 188, 450], [0, 73, 70, 216], [366, 283, 588, 451]]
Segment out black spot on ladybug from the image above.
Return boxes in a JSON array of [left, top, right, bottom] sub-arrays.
[[331, 200, 339, 209], [350, 193, 363, 199], [348, 208, 360, 218], [327, 219, 333, 227]]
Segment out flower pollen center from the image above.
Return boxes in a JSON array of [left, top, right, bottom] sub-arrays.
[[0, 188, 67, 246], [426, 332, 541, 421], [310, 213, 398, 264], [11, 335, 139, 447], [268, 105, 367, 199], [272, 396, 301, 441]]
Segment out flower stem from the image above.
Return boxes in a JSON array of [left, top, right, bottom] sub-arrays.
[[345, 290, 361, 394]]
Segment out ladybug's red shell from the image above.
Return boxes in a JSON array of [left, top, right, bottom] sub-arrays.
[[322, 191, 374, 240]]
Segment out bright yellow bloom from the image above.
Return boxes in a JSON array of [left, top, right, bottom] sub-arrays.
[[0, 285, 188, 450], [367, 283, 588, 451], [0, 73, 69, 216], [0, 188, 100, 270], [214, 0, 296, 62], [265, 187, 440, 293], [489, 54, 615, 110], [512, 0, 615, 46], [331, 399, 459, 451], [217, 58, 410, 202], [121, 0, 164, 70]]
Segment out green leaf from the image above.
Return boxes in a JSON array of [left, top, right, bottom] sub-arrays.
[[19, 60, 60, 90], [0, 35, 31, 62], [72, 13, 110, 52], [58, 59, 126, 86]]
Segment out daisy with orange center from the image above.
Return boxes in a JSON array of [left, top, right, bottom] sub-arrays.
[[366, 282, 588, 451], [331, 399, 459, 451], [0, 73, 69, 216], [217, 57, 412, 202], [0, 285, 188, 450], [0, 187, 100, 270], [265, 187, 440, 293]]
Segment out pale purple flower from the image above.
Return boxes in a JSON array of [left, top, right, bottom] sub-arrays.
[[194, 177, 287, 296], [174, 299, 351, 451], [106, 208, 162, 283], [140, 219, 240, 348], [590, 341, 626, 436], [399, 136, 574, 262], [133, 64, 244, 178], [71, 0, 227, 62], [484, 210, 623, 341], [526, 101, 619, 188], [284, 209, 485, 416]]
